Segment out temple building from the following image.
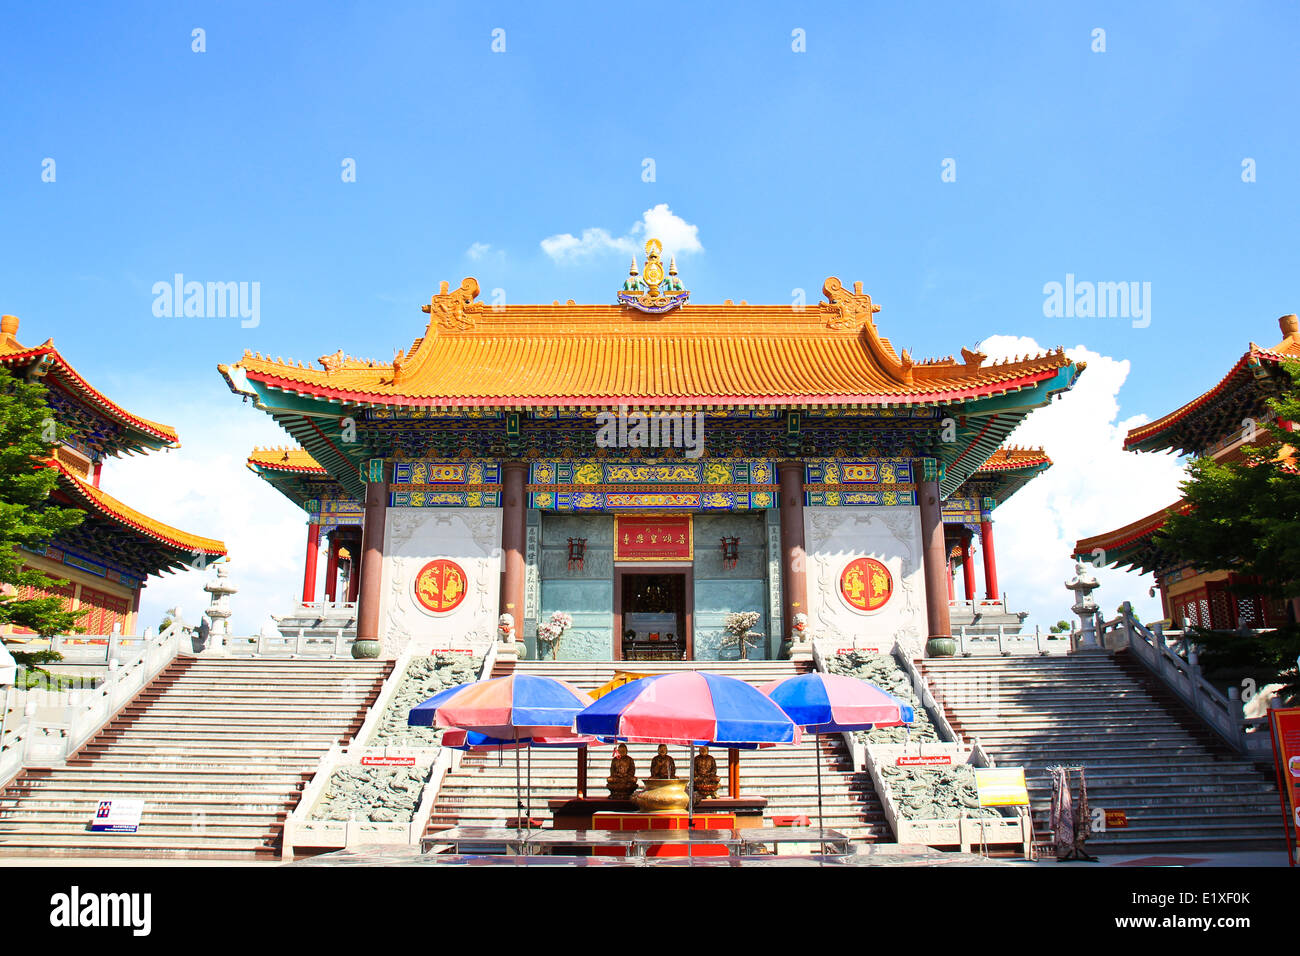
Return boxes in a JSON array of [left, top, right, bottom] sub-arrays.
[[0, 314, 227, 638], [221, 243, 1080, 660], [1074, 313, 1300, 629]]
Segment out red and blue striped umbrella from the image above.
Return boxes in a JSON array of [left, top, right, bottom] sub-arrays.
[[757, 672, 915, 733], [574, 672, 798, 746], [407, 673, 593, 738], [759, 671, 914, 844]]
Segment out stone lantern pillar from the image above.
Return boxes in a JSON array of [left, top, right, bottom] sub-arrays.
[[1066, 561, 1102, 650], [202, 563, 238, 654]]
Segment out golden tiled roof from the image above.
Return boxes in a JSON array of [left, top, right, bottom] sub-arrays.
[[0, 315, 180, 445], [1126, 314, 1300, 450], [973, 446, 1051, 472], [221, 279, 1075, 408], [247, 446, 326, 473], [53, 460, 227, 556]]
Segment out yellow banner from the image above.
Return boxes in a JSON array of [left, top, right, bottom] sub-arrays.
[[974, 768, 1030, 807]]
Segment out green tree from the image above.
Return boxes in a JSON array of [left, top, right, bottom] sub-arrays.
[[1157, 361, 1300, 699], [1049, 620, 1071, 634], [0, 373, 87, 651]]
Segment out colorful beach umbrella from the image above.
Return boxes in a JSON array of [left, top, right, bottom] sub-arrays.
[[575, 671, 800, 836], [408, 674, 594, 835], [575, 671, 799, 747], [759, 671, 915, 845], [757, 672, 915, 733], [407, 673, 593, 738]]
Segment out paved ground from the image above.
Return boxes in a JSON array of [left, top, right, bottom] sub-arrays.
[[1, 847, 1288, 867]]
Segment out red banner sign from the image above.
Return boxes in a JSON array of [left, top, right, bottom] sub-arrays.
[[1269, 707, 1300, 865], [614, 515, 692, 562], [361, 756, 417, 767], [896, 755, 952, 767], [1104, 809, 1128, 829]]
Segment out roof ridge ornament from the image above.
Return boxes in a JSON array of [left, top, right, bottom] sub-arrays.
[[617, 238, 689, 314], [820, 277, 881, 331], [421, 277, 485, 332]]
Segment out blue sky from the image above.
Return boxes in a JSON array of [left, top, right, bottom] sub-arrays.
[[2, 2, 1297, 632]]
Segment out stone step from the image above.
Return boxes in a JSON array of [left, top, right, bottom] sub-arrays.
[[0, 795, 294, 813], [89, 731, 347, 744], [0, 820, 279, 838], [0, 834, 280, 857], [76, 745, 332, 759], [64, 760, 319, 775], [15, 768, 312, 784]]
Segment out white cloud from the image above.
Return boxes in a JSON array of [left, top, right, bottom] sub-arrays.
[[970, 336, 1187, 631], [540, 204, 703, 263], [99, 388, 306, 637], [466, 242, 493, 261]]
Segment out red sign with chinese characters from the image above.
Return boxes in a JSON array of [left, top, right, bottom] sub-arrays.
[[614, 515, 693, 562], [1269, 707, 1300, 864], [840, 557, 893, 612], [413, 559, 468, 614], [896, 755, 952, 767]]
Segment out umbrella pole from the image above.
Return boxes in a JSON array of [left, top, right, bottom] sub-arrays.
[[527, 742, 533, 828], [688, 742, 696, 864], [816, 732, 825, 858], [514, 728, 522, 840]]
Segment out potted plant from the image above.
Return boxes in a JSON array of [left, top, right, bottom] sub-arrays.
[[720, 611, 762, 661], [536, 611, 573, 661]]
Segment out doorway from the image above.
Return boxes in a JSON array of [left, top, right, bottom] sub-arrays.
[[615, 569, 693, 661]]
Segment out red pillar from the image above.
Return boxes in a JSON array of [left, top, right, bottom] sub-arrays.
[[961, 530, 976, 601], [324, 534, 340, 603], [980, 513, 1000, 601], [918, 469, 952, 641], [92, 460, 103, 488], [777, 461, 809, 637], [946, 557, 955, 601], [354, 463, 389, 658], [499, 462, 528, 631], [302, 523, 321, 603]]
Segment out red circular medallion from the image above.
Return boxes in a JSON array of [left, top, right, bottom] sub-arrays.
[[840, 557, 893, 612], [413, 559, 468, 614]]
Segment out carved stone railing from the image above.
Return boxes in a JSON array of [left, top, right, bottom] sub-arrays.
[[1101, 601, 1271, 757], [954, 625, 1072, 657]]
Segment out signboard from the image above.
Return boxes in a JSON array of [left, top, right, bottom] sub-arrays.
[[896, 755, 952, 767], [90, 798, 144, 833], [1268, 706, 1300, 865], [412, 559, 468, 614], [614, 515, 692, 562], [360, 756, 417, 767], [1104, 809, 1128, 829], [973, 768, 1030, 807], [839, 557, 893, 612]]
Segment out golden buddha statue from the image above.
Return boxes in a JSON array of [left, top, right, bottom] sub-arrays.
[[649, 744, 677, 780], [606, 744, 637, 800], [693, 746, 720, 799]]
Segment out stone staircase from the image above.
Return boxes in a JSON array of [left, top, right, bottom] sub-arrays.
[[919, 652, 1282, 855], [0, 656, 391, 859], [426, 659, 892, 843]]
